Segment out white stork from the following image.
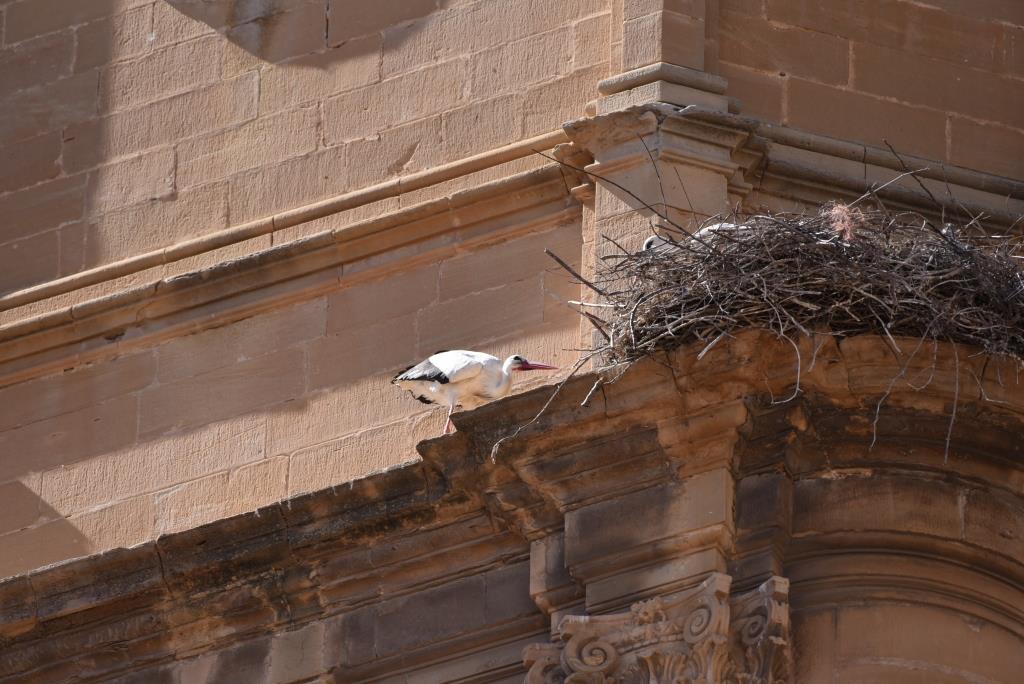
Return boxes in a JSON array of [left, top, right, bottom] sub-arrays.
[[642, 222, 741, 252], [393, 350, 557, 434]]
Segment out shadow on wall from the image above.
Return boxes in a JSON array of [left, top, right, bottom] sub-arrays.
[[164, 0, 447, 63], [1, 482, 91, 578], [0, 0, 448, 576], [0, 0, 447, 297]]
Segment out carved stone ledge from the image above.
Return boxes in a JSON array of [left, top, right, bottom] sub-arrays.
[[523, 573, 792, 684]]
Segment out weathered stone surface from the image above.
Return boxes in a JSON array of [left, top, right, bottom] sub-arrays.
[[0, 333, 1021, 682]]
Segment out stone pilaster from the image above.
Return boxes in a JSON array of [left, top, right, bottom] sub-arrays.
[[561, 105, 758, 266], [604, 1, 729, 112], [523, 574, 793, 683]]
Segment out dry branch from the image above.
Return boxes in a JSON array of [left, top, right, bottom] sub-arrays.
[[563, 206, 1024, 371]]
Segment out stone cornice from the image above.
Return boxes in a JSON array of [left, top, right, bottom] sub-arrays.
[[1, 332, 1021, 681], [0, 165, 578, 388], [563, 104, 1024, 225]]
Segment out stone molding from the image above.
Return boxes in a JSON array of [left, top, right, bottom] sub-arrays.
[[598, 63, 728, 97], [562, 104, 1024, 226], [5, 104, 1020, 390], [523, 574, 792, 683], [0, 165, 576, 388]]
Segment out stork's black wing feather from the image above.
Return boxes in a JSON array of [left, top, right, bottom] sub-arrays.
[[393, 359, 450, 384]]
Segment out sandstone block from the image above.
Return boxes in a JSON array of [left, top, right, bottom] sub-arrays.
[[228, 143, 348, 222], [1005, 24, 1024, 78], [767, 0, 1004, 71], [76, 181, 229, 268], [74, 4, 153, 73], [0, 173, 87, 243], [573, 12, 611, 69], [176, 106, 319, 188], [269, 621, 325, 684], [224, 0, 326, 73], [793, 474, 961, 539], [381, 0, 605, 77], [835, 603, 1024, 683], [623, 10, 705, 71], [374, 575, 487, 656], [949, 117, 1024, 181], [786, 78, 947, 160], [0, 517, 92, 579], [324, 607, 375, 668], [0, 350, 154, 432], [3, 0, 151, 44], [792, 609, 836, 682], [63, 73, 258, 172], [85, 147, 176, 214], [341, 116, 444, 190], [39, 413, 266, 518], [0, 230, 60, 295], [836, 664, 983, 683], [524, 65, 606, 138], [483, 561, 541, 624], [322, 57, 467, 143], [853, 42, 1024, 129], [623, 0, 708, 21], [0, 388, 138, 483], [259, 32, 380, 112], [963, 488, 1024, 565], [328, 0, 438, 46], [564, 470, 734, 567], [139, 348, 304, 437], [154, 457, 288, 535], [151, 2, 219, 47], [721, 62, 784, 121], [205, 638, 271, 684], [0, 478, 46, 535], [0, 70, 98, 145], [0, 131, 61, 194], [0, 30, 72, 97], [441, 94, 525, 161], [69, 493, 155, 553], [158, 298, 325, 383], [416, 276, 546, 353], [736, 472, 791, 533], [307, 313, 416, 391], [327, 264, 438, 332], [287, 420, 424, 495], [100, 34, 223, 113], [471, 27, 573, 100], [266, 376, 425, 457], [439, 222, 580, 301], [720, 10, 848, 85]]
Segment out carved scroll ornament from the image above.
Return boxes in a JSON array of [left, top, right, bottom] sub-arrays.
[[523, 574, 791, 684]]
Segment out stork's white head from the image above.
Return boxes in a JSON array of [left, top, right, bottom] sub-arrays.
[[643, 234, 679, 251], [504, 354, 558, 372]]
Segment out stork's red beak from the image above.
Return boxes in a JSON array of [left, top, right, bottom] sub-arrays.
[[520, 361, 557, 371]]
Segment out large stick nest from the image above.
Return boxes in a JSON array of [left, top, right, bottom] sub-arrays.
[[572, 205, 1024, 368]]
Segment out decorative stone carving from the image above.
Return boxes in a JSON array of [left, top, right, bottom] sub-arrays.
[[522, 574, 792, 684], [729, 577, 792, 684]]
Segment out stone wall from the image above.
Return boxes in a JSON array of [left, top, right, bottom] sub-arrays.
[[0, 0, 610, 303], [1, 0, 1021, 588], [0, 188, 584, 577], [716, 0, 1024, 180]]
